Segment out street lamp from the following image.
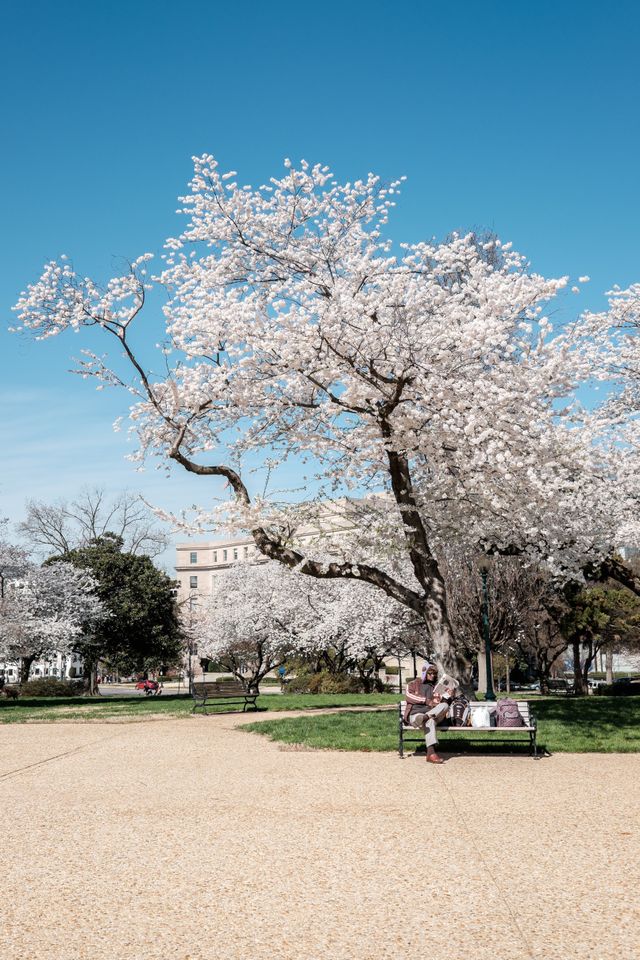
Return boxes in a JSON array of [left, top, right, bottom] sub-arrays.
[[477, 556, 496, 701], [187, 591, 197, 695]]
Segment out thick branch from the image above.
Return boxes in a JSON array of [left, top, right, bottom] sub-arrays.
[[589, 556, 640, 597], [168, 446, 425, 612], [379, 413, 437, 592]]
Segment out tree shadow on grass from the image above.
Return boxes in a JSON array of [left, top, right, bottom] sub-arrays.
[[533, 695, 640, 737], [0, 694, 190, 711]]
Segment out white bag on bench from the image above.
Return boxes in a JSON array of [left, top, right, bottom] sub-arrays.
[[471, 705, 491, 727]]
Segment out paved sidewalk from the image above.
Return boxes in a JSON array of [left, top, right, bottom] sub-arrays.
[[0, 716, 637, 960]]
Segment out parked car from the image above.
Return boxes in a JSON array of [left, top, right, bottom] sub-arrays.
[[608, 677, 640, 696]]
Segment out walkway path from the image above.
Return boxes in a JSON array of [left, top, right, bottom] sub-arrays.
[[0, 715, 637, 960]]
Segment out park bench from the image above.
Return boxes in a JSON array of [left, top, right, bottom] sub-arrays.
[[191, 680, 259, 715], [399, 700, 538, 758]]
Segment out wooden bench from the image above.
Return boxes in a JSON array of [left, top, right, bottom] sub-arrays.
[[191, 680, 259, 715], [399, 700, 538, 758]]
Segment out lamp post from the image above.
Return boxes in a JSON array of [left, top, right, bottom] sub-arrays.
[[187, 591, 196, 696], [477, 557, 496, 701]]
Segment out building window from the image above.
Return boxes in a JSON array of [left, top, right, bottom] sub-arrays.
[[233, 548, 238, 561], [223, 549, 228, 562], [189, 576, 198, 589], [190, 551, 198, 564], [243, 546, 249, 558], [213, 551, 218, 562]]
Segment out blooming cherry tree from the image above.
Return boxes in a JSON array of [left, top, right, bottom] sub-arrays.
[[189, 559, 415, 692], [189, 560, 316, 691], [13, 155, 640, 680], [0, 560, 104, 683], [297, 576, 417, 689]]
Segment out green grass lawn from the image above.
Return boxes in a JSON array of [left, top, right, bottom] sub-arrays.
[[0, 691, 398, 724], [243, 696, 640, 754], [3, 691, 637, 754]]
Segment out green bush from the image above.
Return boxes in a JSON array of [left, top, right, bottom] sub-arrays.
[[285, 669, 365, 694], [1, 685, 20, 700], [20, 678, 84, 697]]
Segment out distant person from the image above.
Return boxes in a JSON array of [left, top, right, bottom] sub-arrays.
[[404, 663, 452, 764]]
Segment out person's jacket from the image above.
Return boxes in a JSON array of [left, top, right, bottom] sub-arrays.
[[403, 678, 436, 722]]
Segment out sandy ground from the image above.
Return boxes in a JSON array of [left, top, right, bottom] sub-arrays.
[[0, 714, 638, 960]]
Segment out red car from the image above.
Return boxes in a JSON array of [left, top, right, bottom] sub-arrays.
[[135, 680, 162, 696]]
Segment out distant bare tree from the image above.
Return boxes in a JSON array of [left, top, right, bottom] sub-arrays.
[[19, 489, 168, 558], [441, 551, 571, 692]]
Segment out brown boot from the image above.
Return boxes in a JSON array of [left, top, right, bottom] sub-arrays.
[[426, 753, 444, 764]]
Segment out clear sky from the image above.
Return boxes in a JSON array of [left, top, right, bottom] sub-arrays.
[[1, 0, 639, 569]]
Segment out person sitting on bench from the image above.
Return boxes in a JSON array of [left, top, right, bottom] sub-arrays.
[[405, 663, 452, 764]]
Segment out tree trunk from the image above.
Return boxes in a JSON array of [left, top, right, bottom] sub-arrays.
[[20, 655, 36, 685], [582, 645, 596, 693], [572, 640, 586, 696], [82, 661, 101, 696], [420, 593, 472, 692]]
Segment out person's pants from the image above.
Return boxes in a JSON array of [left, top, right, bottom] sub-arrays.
[[409, 702, 449, 748]]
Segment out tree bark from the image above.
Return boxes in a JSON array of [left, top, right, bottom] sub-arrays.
[[20, 655, 35, 685], [82, 661, 101, 696], [572, 640, 586, 696], [581, 638, 597, 692]]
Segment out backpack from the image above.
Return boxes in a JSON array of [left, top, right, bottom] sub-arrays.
[[496, 698, 524, 727], [449, 696, 470, 727]]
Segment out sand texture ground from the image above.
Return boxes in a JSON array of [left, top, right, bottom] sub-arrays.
[[0, 713, 638, 960]]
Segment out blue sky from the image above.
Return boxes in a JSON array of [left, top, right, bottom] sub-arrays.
[[1, 0, 639, 569]]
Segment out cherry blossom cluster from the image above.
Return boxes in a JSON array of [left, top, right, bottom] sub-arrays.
[[0, 545, 104, 664]]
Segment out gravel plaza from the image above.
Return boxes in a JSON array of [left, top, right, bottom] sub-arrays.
[[0, 713, 638, 960]]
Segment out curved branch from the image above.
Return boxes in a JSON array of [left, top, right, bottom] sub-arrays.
[[589, 556, 640, 597], [168, 446, 425, 612]]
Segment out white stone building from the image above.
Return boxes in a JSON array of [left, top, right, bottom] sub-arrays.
[[175, 536, 260, 598], [174, 500, 363, 601], [0, 650, 85, 684]]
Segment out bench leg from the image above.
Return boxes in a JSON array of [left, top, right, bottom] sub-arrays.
[[531, 726, 539, 759], [398, 714, 404, 758]]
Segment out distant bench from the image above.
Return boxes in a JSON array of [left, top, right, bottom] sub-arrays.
[[191, 680, 259, 715], [399, 700, 538, 758]]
